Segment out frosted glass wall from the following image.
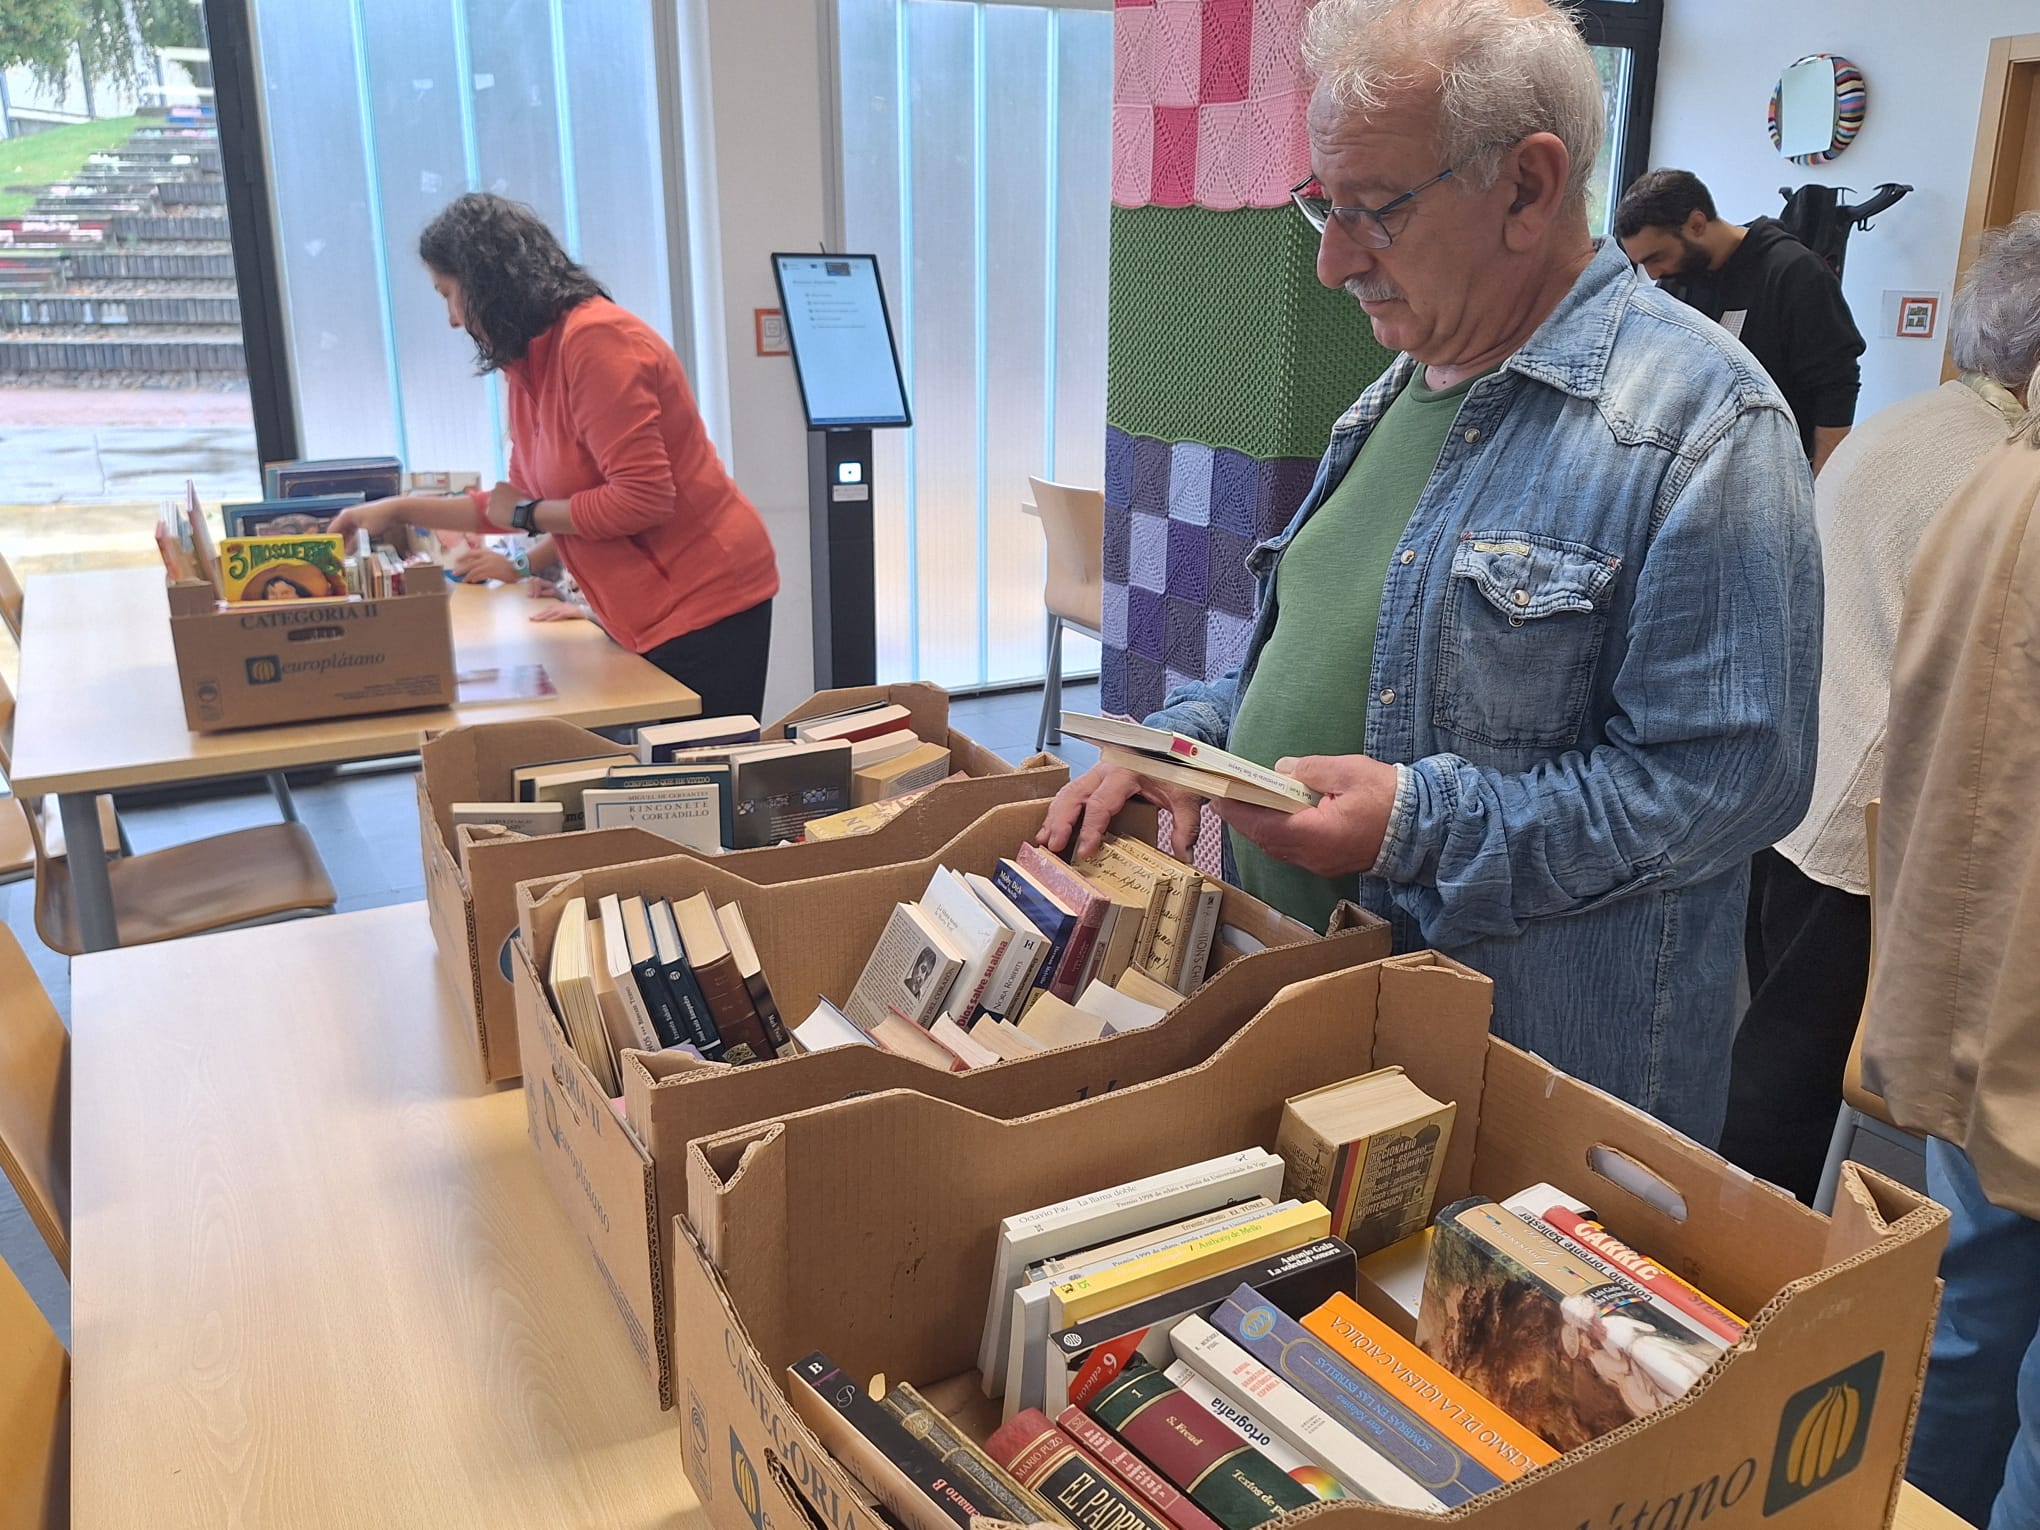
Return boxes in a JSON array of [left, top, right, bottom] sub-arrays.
[[839, 0, 1111, 688], [251, 0, 671, 478]]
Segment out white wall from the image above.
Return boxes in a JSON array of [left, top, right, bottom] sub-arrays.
[[680, 0, 833, 718], [1652, 2, 2033, 419]]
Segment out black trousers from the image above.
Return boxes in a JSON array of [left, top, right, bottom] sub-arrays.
[[641, 598, 773, 720], [1719, 847, 1872, 1204]]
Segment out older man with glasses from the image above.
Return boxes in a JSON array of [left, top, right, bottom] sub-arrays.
[[1043, 0, 1821, 1145]]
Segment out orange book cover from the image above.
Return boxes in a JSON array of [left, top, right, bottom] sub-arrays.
[[1301, 1290, 1560, 1480]]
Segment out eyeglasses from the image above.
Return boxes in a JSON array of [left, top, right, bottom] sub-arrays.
[[1289, 167, 1459, 249]]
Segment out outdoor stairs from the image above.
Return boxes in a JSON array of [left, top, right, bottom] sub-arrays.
[[0, 111, 244, 384]]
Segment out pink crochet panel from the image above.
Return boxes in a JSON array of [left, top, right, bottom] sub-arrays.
[[1113, 0, 1313, 210]]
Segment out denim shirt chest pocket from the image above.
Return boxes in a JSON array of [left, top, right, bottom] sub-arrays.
[[1432, 530, 1621, 753]]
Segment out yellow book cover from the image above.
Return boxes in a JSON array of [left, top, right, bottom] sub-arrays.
[[1049, 1200, 1331, 1326], [218, 534, 349, 602], [1301, 1290, 1560, 1479]]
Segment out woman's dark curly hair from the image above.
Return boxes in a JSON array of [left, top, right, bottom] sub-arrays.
[[418, 193, 608, 372]]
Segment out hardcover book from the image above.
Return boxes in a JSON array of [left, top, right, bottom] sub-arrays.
[[991, 857, 1081, 997], [1416, 1199, 1721, 1451], [594, 894, 661, 1055], [1300, 1290, 1558, 1480], [1055, 1406, 1226, 1530], [672, 892, 775, 1062], [880, 1382, 1061, 1525], [787, 1353, 1000, 1530], [984, 1409, 1173, 1530], [716, 902, 791, 1054], [266, 454, 402, 503], [1274, 1066, 1455, 1257], [646, 898, 720, 1056], [581, 785, 721, 852], [636, 714, 761, 762], [1015, 843, 1112, 1001], [220, 492, 364, 538], [1082, 1358, 1317, 1530], [1062, 714, 1319, 814], [603, 762, 732, 847]]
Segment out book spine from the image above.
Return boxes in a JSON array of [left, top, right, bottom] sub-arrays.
[[697, 959, 775, 1065], [880, 1390, 1061, 1526], [742, 969, 791, 1056], [656, 959, 725, 1060], [1083, 1361, 1317, 1530], [1530, 1205, 1745, 1344], [1017, 844, 1109, 1001], [630, 960, 689, 1050], [985, 1410, 1173, 1530], [991, 863, 1076, 992], [788, 1354, 996, 1530], [1052, 1203, 1332, 1326], [1299, 1293, 1557, 1478], [1174, 882, 1223, 993], [1191, 1307, 1461, 1510], [1056, 1407, 1226, 1530]]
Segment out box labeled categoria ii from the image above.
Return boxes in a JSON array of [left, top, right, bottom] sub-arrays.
[[1275, 1066, 1453, 1257]]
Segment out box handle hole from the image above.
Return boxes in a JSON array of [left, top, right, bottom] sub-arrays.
[[1587, 1145, 1689, 1222]]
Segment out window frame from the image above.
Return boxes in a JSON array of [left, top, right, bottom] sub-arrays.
[[1575, 0, 1663, 208]]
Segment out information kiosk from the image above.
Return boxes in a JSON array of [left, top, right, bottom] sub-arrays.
[[771, 253, 912, 688]]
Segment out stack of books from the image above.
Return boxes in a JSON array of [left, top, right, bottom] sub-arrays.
[[544, 889, 788, 1094], [155, 474, 436, 608], [774, 1076, 1751, 1525], [782, 826, 1223, 1071]]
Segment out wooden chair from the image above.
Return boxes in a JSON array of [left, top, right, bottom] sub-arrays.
[[1025, 477, 1106, 751], [1814, 799, 1926, 1212], [0, 1247, 67, 1530], [0, 925, 66, 1274], [0, 669, 126, 873], [16, 788, 337, 954], [0, 552, 22, 642]]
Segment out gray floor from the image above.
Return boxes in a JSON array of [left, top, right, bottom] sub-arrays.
[[0, 678, 1097, 1347]]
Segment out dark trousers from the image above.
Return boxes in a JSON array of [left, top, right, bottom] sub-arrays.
[[1720, 847, 1872, 1203], [641, 598, 773, 720]]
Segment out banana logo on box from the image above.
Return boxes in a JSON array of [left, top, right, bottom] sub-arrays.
[[1762, 1353, 1882, 1513], [732, 1428, 766, 1530], [245, 655, 283, 685]]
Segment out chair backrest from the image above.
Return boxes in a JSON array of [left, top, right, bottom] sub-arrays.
[[0, 924, 68, 1274], [10, 789, 77, 960], [1027, 477, 1105, 632], [1841, 798, 1892, 1123], [0, 663, 14, 776], [0, 553, 21, 643], [0, 1248, 68, 1530]]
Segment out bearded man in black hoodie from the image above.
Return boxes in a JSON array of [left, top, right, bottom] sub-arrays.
[[1617, 168, 1865, 474]]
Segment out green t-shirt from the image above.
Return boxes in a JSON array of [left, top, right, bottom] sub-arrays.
[[1226, 367, 1488, 932]]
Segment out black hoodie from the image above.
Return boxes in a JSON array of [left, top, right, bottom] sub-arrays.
[[1659, 217, 1866, 459]]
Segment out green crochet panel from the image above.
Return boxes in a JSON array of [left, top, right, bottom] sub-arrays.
[[1106, 204, 1397, 462]]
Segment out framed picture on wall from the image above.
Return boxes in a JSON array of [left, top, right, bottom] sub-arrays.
[[1896, 296, 1939, 338]]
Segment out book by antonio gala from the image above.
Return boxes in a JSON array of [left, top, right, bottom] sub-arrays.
[[1416, 1199, 1720, 1451]]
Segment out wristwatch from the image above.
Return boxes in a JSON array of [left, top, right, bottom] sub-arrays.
[[511, 497, 540, 534]]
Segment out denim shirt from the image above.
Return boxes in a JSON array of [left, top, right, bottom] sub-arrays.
[[1149, 240, 1822, 1144]]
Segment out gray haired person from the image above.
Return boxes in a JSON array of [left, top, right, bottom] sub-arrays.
[[1726, 211, 2040, 1203]]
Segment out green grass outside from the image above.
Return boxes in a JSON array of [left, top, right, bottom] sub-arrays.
[[0, 115, 146, 219]]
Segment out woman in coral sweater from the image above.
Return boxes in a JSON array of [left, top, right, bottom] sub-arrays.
[[335, 193, 779, 717]]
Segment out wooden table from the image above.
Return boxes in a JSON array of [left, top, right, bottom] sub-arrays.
[[1897, 1486, 1971, 1528], [8, 568, 699, 949], [70, 903, 704, 1528]]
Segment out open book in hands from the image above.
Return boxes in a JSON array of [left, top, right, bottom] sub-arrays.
[[1057, 713, 1319, 814]]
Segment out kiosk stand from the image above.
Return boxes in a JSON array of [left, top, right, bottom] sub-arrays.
[[771, 254, 912, 690]]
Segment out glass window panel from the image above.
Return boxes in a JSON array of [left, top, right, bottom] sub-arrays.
[[1587, 45, 1634, 238], [982, 3, 1053, 684], [466, 0, 568, 233], [838, 0, 914, 681], [561, 0, 671, 339], [904, 0, 982, 690], [252, 0, 399, 459]]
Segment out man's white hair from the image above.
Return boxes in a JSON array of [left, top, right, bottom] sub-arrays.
[[1302, 0, 1606, 212]]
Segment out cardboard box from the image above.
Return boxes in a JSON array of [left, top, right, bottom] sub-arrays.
[[673, 953, 1950, 1530], [421, 688, 1068, 1082], [512, 797, 1391, 1406], [168, 565, 457, 732]]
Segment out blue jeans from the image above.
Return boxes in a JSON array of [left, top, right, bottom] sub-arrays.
[[1907, 1138, 2040, 1528]]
